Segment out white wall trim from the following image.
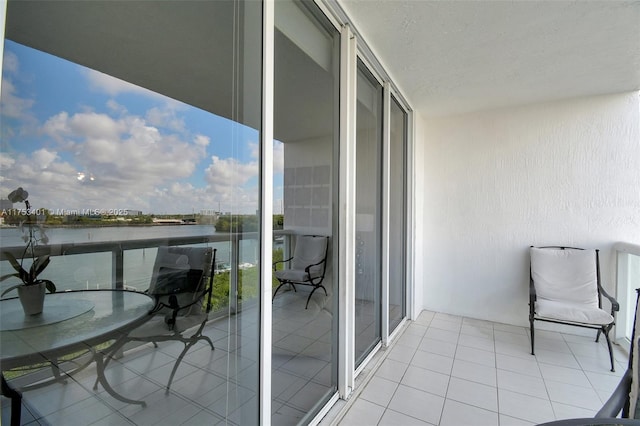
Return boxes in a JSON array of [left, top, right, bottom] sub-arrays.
[[338, 23, 357, 399], [381, 81, 391, 344], [406, 109, 417, 320], [260, 0, 274, 423]]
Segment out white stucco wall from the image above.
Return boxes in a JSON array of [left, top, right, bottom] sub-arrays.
[[419, 92, 640, 327]]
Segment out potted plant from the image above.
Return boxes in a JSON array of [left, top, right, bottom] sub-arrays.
[[1, 187, 56, 315]]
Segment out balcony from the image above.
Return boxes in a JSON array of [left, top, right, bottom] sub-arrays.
[[328, 311, 629, 426], [0, 232, 337, 425], [3, 239, 637, 425], [2, 302, 631, 425]]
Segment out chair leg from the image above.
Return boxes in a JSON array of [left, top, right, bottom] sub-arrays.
[[166, 340, 199, 392], [305, 285, 328, 309], [595, 329, 602, 342], [271, 281, 298, 302], [602, 326, 615, 372], [94, 352, 146, 406], [530, 318, 535, 356], [200, 335, 215, 350], [166, 323, 215, 391], [166, 346, 187, 392], [2, 374, 22, 426]]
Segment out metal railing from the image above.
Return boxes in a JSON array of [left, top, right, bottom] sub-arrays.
[[615, 242, 640, 343], [0, 230, 292, 314]]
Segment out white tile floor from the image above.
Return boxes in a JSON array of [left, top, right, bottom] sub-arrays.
[[333, 311, 628, 426], [1, 287, 334, 426], [2, 308, 628, 426]]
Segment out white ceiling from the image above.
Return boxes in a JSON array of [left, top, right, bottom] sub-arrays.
[[339, 0, 640, 117]]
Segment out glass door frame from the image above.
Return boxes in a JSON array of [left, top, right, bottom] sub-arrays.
[[318, 0, 416, 403], [0, 0, 415, 420], [259, 0, 274, 424]]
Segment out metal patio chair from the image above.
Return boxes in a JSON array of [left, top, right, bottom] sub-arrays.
[[94, 246, 216, 396], [529, 246, 619, 371], [272, 235, 329, 309], [597, 288, 640, 419]]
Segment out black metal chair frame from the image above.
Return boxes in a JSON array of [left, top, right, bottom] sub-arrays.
[[94, 247, 217, 401], [272, 235, 329, 309], [597, 288, 640, 419], [529, 246, 619, 372]]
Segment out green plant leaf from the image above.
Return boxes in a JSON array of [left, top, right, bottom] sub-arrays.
[[1, 284, 22, 298], [41, 279, 56, 293], [3, 251, 28, 280], [30, 255, 50, 281], [0, 272, 21, 282]]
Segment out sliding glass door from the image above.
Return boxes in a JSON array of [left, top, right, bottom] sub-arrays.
[[272, 1, 340, 423], [354, 61, 383, 367], [388, 96, 408, 334], [1, 1, 263, 423]]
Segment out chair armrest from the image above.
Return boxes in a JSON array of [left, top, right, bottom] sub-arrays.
[[273, 257, 293, 271], [599, 285, 620, 312], [529, 279, 536, 299], [304, 258, 327, 273], [595, 369, 631, 418]]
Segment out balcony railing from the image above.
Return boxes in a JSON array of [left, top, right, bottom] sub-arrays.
[[615, 242, 640, 344], [0, 230, 292, 315]]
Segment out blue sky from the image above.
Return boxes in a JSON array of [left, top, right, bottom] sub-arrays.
[[1, 40, 283, 215]]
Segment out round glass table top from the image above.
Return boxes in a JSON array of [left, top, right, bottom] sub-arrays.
[[1, 290, 154, 369]]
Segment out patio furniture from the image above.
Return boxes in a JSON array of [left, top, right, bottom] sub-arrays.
[[1, 290, 155, 426], [273, 235, 329, 309], [537, 418, 640, 425], [529, 246, 619, 371], [597, 288, 640, 419], [94, 246, 216, 394]]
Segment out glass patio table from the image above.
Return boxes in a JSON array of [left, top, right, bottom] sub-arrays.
[[1, 289, 154, 425]]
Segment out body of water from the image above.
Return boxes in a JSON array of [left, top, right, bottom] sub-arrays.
[[0, 225, 262, 293]]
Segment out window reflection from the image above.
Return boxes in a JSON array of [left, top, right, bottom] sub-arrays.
[[354, 61, 383, 366], [1, 0, 262, 423], [389, 96, 408, 333], [272, 0, 339, 423]]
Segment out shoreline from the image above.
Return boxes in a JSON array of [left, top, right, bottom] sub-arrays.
[[2, 222, 213, 229]]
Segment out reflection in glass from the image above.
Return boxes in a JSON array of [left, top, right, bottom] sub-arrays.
[[272, 0, 339, 423], [1, 0, 262, 423], [355, 61, 383, 367], [389, 97, 408, 334]]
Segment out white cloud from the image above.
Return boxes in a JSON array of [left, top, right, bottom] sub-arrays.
[[0, 153, 16, 169], [84, 68, 159, 98], [106, 99, 128, 115], [248, 141, 284, 174], [146, 106, 186, 133], [205, 155, 258, 191], [2, 56, 265, 214], [0, 78, 36, 121], [3, 51, 19, 74], [32, 149, 59, 169], [194, 135, 210, 147], [0, 51, 38, 136], [1, 108, 212, 212], [273, 141, 284, 175]]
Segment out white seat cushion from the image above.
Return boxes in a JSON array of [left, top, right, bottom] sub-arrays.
[[291, 236, 327, 276], [530, 247, 599, 307], [275, 269, 310, 283], [535, 299, 613, 325]]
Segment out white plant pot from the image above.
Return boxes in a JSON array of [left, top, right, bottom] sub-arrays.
[[17, 282, 46, 315]]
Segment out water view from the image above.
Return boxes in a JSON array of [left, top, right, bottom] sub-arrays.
[[0, 224, 261, 293]]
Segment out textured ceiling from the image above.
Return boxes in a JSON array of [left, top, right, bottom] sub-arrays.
[[339, 0, 640, 117]]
